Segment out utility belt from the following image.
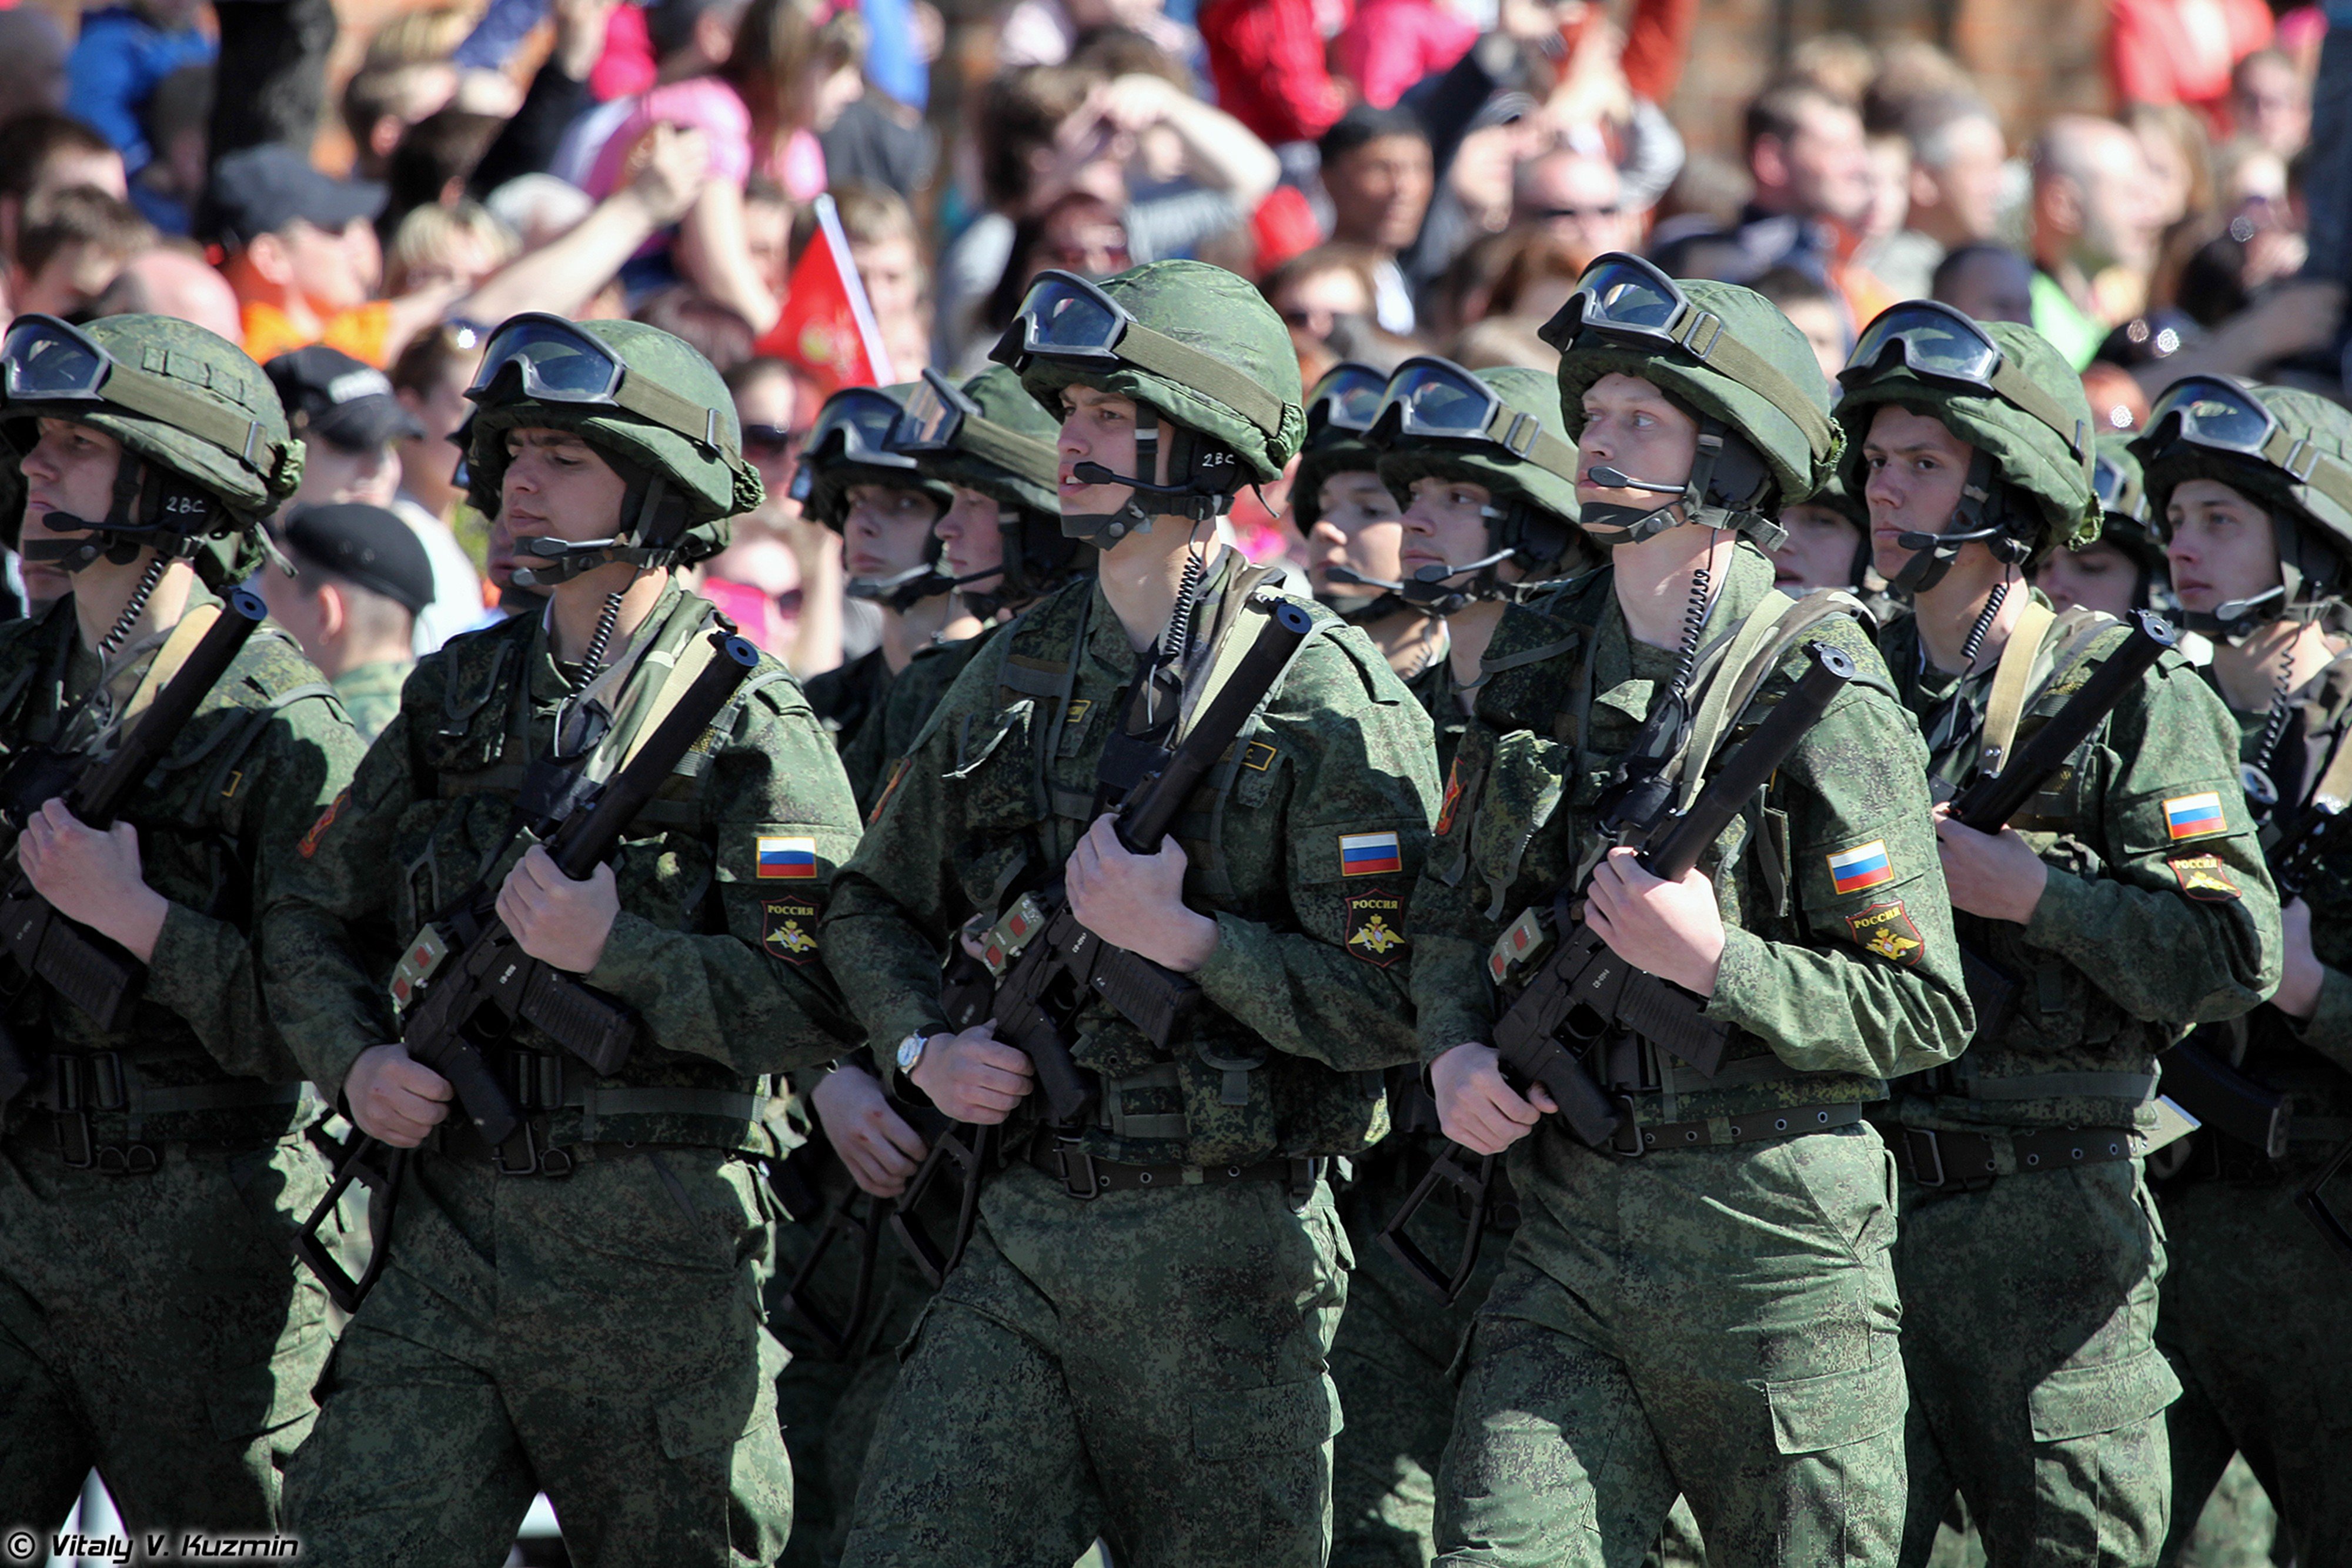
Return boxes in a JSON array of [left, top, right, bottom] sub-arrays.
[[1584, 1038, 1876, 1156], [1026, 1134, 1324, 1204], [8, 1049, 305, 1171], [430, 1046, 766, 1176], [1891, 1066, 2167, 1189]]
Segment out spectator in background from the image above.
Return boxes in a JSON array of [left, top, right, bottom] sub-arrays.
[[1319, 105, 1435, 333], [2127, 100, 2216, 237], [0, 113, 129, 269], [2030, 115, 2169, 367], [714, 355, 844, 675], [92, 245, 245, 339], [65, 0, 215, 179], [1512, 149, 1636, 266], [1334, 0, 1479, 111], [389, 322, 482, 525], [210, 143, 404, 365], [1752, 263, 1851, 380], [632, 284, 758, 375], [2110, 0, 2276, 135], [2081, 360, 2152, 432], [786, 183, 929, 375], [127, 60, 209, 235], [1932, 242, 2037, 324], [1863, 89, 2006, 301], [9, 189, 156, 320], [1196, 0, 1348, 149], [259, 503, 437, 743], [338, 4, 521, 181], [1481, 229, 1586, 324], [268, 344, 489, 652], [382, 108, 506, 239], [976, 189, 1134, 349], [383, 200, 520, 296], [2231, 48, 2312, 156], [0, 9, 71, 116], [997, 0, 1191, 72], [1262, 244, 1383, 347], [741, 176, 793, 300]]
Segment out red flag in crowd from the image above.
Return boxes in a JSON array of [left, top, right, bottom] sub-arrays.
[[755, 193, 896, 397]]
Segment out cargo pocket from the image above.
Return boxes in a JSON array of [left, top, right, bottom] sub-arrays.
[[1191, 1372, 1345, 1462], [1764, 1353, 1907, 1456], [2026, 1345, 2181, 1444]]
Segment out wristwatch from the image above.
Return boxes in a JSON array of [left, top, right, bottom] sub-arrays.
[[895, 1031, 930, 1076]]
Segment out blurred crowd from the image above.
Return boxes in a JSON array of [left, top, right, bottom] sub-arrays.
[[0, 0, 2336, 694]]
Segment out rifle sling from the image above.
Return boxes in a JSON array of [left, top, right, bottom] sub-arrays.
[[1977, 600, 2055, 776], [1675, 588, 1866, 813], [118, 601, 224, 733]]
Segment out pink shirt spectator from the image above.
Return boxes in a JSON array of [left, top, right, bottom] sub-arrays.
[[1333, 0, 1476, 109], [590, 1, 656, 102], [699, 576, 800, 654], [583, 76, 828, 203]]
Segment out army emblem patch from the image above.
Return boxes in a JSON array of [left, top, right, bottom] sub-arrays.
[[763, 896, 821, 964], [298, 788, 349, 858], [2167, 853, 2241, 901], [1434, 760, 1465, 837], [1344, 891, 1408, 968], [1845, 901, 1924, 967]]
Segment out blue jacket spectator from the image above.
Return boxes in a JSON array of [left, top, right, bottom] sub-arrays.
[[66, 4, 216, 173]]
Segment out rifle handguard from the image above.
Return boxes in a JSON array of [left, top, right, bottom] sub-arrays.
[[1950, 610, 2175, 833]]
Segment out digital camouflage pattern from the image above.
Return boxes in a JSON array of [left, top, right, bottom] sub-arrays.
[[806, 644, 894, 803], [823, 549, 1439, 1564], [1374, 364, 1583, 542], [262, 579, 864, 1563], [1877, 598, 2281, 1567], [2157, 650, 2352, 1567], [833, 626, 1003, 820], [0, 586, 360, 1536], [1412, 544, 1969, 1566], [330, 656, 410, 745]]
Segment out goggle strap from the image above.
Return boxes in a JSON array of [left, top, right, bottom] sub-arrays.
[[1101, 319, 1290, 440], [1483, 404, 1583, 483], [1658, 319, 1835, 462], [85, 365, 278, 481], [614, 375, 740, 464]]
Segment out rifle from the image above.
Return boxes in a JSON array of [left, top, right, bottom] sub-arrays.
[[1379, 639, 1857, 1304], [2273, 728, 2352, 1261], [294, 631, 762, 1312], [1943, 609, 2179, 1047], [890, 595, 1319, 1287], [0, 589, 268, 1032]]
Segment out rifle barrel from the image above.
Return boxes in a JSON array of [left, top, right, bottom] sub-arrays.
[[1952, 610, 2175, 834]]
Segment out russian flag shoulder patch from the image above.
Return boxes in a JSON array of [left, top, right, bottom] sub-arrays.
[[2163, 792, 2227, 841], [756, 835, 819, 879], [1339, 830, 1404, 877], [1827, 839, 1895, 895]]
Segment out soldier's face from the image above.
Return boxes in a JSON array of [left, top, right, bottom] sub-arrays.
[[842, 484, 941, 580], [1306, 470, 1404, 600], [1577, 373, 1699, 513], [1056, 385, 1148, 520], [1767, 502, 1861, 593], [2164, 477, 2279, 617], [934, 485, 1007, 589], [1402, 474, 1494, 577], [18, 417, 120, 545], [500, 427, 627, 544], [2034, 540, 2140, 618], [1861, 404, 1975, 581]]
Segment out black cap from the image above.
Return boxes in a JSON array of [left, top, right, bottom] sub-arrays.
[[281, 503, 437, 615], [204, 144, 386, 248], [266, 345, 426, 453]]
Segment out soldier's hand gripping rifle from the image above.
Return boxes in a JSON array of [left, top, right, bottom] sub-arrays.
[[890, 597, 1319, 1288], [1379, 640, 1858, 1304], [293, 633, 762, 1312], [0, 589, 267, 1041]]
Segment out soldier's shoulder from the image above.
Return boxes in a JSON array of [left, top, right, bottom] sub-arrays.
[[1462, 599, 1586, 734]]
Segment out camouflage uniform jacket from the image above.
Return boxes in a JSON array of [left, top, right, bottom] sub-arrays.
[[0, 590, 362, 1144], [837, 629, 1000, 820], [260, 580, 865, 1153], [2204, 651, 2352, 1145], [807, 644, 892, 803], [1880, 595, 2280, 1136], [1412, 543, 1971, 1124], [823, 551, 1442, 1166], [1406, 647, 1468, 780], [332, 658, 410, 745]]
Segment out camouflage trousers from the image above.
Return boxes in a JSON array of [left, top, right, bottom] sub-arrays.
[[838, 1158, 1350, 1568], [280, 1145, 793, 1567], [768, 1161, 940, 1568], [1894, 1154, 2179, 1568], [1435, 1122, 1909, 1568], [0, 1130, 332, 1546], [2157, 1161, 2352, 1567], [1330, 1142, 1507, 1568]]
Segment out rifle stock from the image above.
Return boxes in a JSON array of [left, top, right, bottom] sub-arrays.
[[1380, 640, 1857, 1303]]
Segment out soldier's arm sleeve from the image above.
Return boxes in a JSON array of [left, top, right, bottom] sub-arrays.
[[256, 701, 422, 1096], [1191, 646, 1441, 1071], [1407, 723, 1503, 1062], [1705, 676, 1975, 1077], [820, 690, 977, 1067], [583, 682, 866, 1072], [2287, 964, 2352, 1072], [2022, 661, 2282, 1024], [146, 689, 368, 1081]]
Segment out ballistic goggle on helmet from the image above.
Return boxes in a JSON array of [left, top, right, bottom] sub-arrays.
[[464, 313, 760, 580], [1294, 362, 1392, 533], [1543, 253, 1836, 549], [886, 366, 1080, 618], [0, 313, 303, 573], [2133, 375, 2352, 634], [1835, 301, 2097, 593]]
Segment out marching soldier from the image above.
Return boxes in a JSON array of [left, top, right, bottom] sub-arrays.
[[0, 315, 359, 1534], [1418, 254, 1968, 1566], [1834, 303, 2281, 1566], [2033, 433, 2169, 619], [265, 314, 865, 1566]]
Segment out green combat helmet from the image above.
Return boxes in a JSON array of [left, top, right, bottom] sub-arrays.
[[1365, 356, 1588, 613], [886, 365, 1085, 618], [2083, 432, 2169, 607], [0, 313, 304, 589], [990, 260, 1305, 547], [790, 380, 956, 611], [1539, 251, 1842, 552], [2131, 376, 2352, 637], [1833, 300, 2099, 594], [462, 312, 764, 587], [1293, 362, 1410, 625]]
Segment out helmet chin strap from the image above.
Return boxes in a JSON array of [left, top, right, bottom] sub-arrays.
[[508, 473, 681, 587], [24, 452, 215, 572], [1577, 422, 1775, 551], [1062, 406, 1230, 548], [1890, 453, 2029, 595]]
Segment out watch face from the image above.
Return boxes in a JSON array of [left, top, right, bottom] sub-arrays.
[[897, 1033, 924, 1072]]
